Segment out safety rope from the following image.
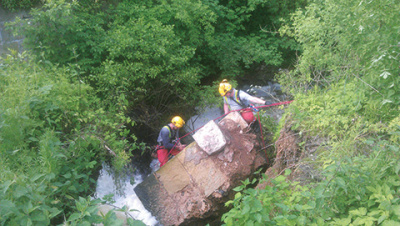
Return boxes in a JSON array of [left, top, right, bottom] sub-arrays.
[[167, 100, 294, 158]]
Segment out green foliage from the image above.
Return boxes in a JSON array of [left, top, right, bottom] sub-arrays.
[[65, 197, 104, 225], [278, 0, 400, 118], [258, 109, 279, 144], [223, 140, 400, 225], [7, 0, 306, 134], [203, 0, 306, 75], [387, 116, 400, 144], [0, 170, 61, 225], [275, 0, 400, 154], [0, 52, 135, 224], [0, 0, 40, 10], [222, 0, 400, 225]]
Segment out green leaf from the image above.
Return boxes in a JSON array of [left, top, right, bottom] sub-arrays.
[[381, 220, 399, 226], [80, 221, 91, 226], [29, 137, 39, 142], [335, 177, 347, 192], [242, 204, 250, 214], [275, 175, 286, 182], [233, 186, 243, 192], [378, 215, 387, 224], [392, 205, 400, 216], [27, 217, 33, 226], [297, 216, 307, 225], [127, 218, 147, 226], [317, 217, 325, 225], [1, 180, 14, 194], [275, 203, 289, 212], [225, 200, 234, 207], [350, 207, 367, 216], [234, 192, 242, 199], [68, 213, 81, 222], [76, 200, 85, 212], [31, 211, 47, 222], [255, 213, 262, 223], [30, 174, 45, 182], [333, 217, 351, 225], [49, 208, 62, 218], [0, 200, 16, 212], [251, 199, 263, 212], [14, 185, 28, 198]]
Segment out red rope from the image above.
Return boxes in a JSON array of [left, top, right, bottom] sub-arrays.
[[168, 100, 294, 156], [255, 100, 294, 110]]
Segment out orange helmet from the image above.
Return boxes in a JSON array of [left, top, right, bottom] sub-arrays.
[[171, 116, 185, 128], [219, 79, 232, 96]]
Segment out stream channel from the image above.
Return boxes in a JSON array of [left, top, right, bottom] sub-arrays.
[[94, 82, 287, 225]]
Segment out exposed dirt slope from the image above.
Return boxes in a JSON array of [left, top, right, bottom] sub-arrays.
[[256, 120, 325, 189]]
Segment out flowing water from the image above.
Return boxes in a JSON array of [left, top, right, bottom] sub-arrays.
[[95, 161, 160, 225]]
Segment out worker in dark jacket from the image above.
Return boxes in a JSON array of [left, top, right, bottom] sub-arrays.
[[156, 116, 186, 167]]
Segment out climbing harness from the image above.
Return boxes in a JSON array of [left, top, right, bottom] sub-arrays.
[[224, 90, 243, 111]]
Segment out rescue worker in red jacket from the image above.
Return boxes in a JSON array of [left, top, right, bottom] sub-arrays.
[[219, 79, 269, 124], [156, 116, 186, 167]]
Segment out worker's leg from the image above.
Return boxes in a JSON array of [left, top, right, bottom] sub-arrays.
[[157, 148, 169, 167], [169, 148, 181, 156]]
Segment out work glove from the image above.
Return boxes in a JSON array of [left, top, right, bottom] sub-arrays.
[[249, 104, 259, 112]]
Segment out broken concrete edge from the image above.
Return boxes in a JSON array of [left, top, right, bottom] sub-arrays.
[[219, 111, 248, 130]]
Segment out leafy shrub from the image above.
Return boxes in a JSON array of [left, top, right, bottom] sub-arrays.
[[0, 0, 40, 10], [222, 0, 400, 225], [278, 0, 400, 117], [222, 139, 400, 225], [7, 0, 306, 137], [0, 52, 135, 224]]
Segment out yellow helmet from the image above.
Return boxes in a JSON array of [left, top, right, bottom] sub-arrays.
[[171, 116, 185, 128], [219, 79, 232, 96]]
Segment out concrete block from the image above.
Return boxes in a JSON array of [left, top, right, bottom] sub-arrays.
[[156, 151, 191, 195], [179, 142, 208, 165], [187, 158, 227, 197], [192, 120, 226, 155], [178, 146, 228, 197]]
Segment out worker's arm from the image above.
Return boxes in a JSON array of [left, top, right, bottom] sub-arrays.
[[248, 96, 265, 105], [173, 130, 186, 150], [224, 103, 229, 114]]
